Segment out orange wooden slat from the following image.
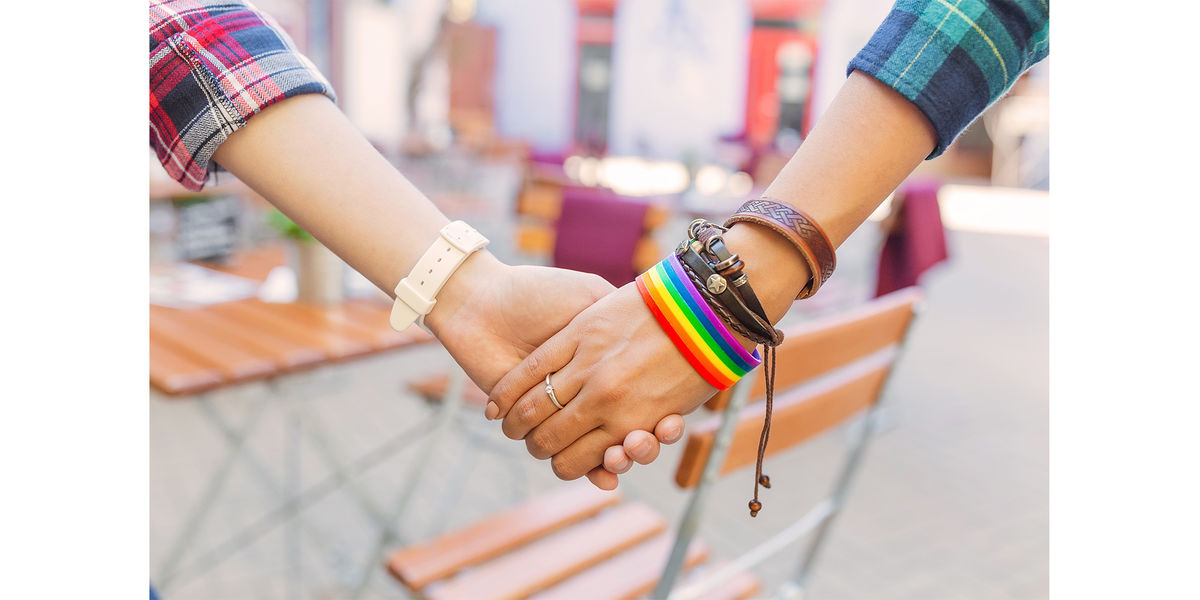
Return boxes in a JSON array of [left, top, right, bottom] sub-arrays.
[[530, 534, 710, 600], [260, 301, 405, 351], [676, 353, 895, 489], [198, 244, 286, 282], [689, 568, 763, 600], [388, 485, 621, 591], [149, 336, 223, 396], [151, 305, 325, 372], [207, 300, 372, 360], [426, 503, 665, 600], [150, 310, 277, 383], [337, 300, 437, 347], [706, 287, 920, 411], [339, 298, 436, 346]]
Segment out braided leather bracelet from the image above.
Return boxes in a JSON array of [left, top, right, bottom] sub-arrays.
[[724, 198, 837, 299]]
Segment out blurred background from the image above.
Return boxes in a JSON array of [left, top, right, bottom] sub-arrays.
[[149, 0, 1048, 598]]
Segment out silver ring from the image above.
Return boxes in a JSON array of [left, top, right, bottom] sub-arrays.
[[545, 373, 564, 410]]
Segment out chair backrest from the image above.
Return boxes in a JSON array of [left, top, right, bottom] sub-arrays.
[[648, 288, 916, 597], [703, 286, 921, 412], [677, 287, 921, 488], [552, 186, 656, 287], [655, 287, 922, 598]]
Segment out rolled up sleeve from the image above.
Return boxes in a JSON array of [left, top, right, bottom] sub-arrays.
[[848, 0, 1049, 158], [150, 0, 336, 190]]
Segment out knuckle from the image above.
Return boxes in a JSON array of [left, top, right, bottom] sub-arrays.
[[501, 420, 522, 440], [551, 455, 581, 481], [523, 353, 542, 379], [516, 398, 541, 425], [527, 429, 557, 459]]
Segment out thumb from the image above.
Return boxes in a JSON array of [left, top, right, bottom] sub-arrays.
[[487, 324, 579, 420]]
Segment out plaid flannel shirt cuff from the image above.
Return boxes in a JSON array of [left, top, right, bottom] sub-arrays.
[[150, 3, 335, 191], [847, 0, 1049, 159]]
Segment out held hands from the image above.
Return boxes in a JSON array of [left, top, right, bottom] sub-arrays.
[[487, 281, 724, 483], [423, 253, 684, 489]]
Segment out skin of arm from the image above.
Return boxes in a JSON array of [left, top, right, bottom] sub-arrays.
[[210, 93, 683, 489], [488, 71, 938, 481]]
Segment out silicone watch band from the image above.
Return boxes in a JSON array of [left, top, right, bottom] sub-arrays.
[[389, 221, 489, 331]]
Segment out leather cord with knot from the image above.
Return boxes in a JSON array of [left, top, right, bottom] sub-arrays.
[[678, 222, 786, 516]]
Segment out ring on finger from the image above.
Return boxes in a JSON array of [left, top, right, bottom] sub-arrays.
[[545, 373, 565, 410]]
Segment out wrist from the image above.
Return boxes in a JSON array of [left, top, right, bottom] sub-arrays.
[[422, 250, 508, 338], [721, 223, 812, 323]]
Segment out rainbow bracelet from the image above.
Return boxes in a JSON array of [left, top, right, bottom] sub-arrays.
[[636, 253, 762, 390]]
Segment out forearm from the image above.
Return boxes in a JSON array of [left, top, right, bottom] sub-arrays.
[[211, 94, 496, 327], [723, 71, 937, 320]]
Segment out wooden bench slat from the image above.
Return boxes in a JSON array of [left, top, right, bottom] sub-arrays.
[[530, 534, 709, 600], [408, 374, 490, 408], [207, 300, 372, 360], [388, 485, 621, 591], [427, 502, 665, 600], [150, 310, 277, 382], [149, 336, 223, 396], [151, 305, 326, 371], [687, 567, 763, 600], [676, 352, 895, 488]]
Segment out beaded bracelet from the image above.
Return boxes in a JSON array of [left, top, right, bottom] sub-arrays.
[[635, 253, 762, 390]]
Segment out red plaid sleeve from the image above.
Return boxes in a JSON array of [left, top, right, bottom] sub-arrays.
[[150, 0, 335, 190]]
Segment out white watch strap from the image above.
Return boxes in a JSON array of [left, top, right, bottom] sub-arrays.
[[390, 221, 489, 331]]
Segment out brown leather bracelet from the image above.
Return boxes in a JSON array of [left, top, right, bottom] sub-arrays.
[[724, 198, 837, 300]]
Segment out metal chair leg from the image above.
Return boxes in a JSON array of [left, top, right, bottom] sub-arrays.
[[285, 407, 303, 600], [167, 413, 437, 589], [198, 393, 353, 577], [350, 365, 467, 599], [788, 405, 877, 593], [156, 392, 271, 589], [652, 378, 755, 599]]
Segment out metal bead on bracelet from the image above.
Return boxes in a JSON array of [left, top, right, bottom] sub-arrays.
[[680, 218, 785, 516]]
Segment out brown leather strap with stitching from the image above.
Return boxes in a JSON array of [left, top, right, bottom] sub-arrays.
[[724, 198, 837, 299]]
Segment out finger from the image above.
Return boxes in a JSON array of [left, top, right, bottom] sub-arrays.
[[654, 414, 686, 445], [523, 394, 600, 460], [501, 367, 585, 441], [586, 466, 619, 491], [550, 429, 620, 481], [487, 326, 579, 420], [623, 430, 660, 465], [604, 444, 632, 474]]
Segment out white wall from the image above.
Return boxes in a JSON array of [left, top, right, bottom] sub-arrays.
[[475, 0, 576, 153], [607, 0, 750, 161]]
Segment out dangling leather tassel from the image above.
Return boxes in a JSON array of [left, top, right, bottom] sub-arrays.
[[749, 345, 777, 516]]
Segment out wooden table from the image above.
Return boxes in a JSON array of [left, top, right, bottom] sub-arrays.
[[150, 248, 446, 595], [150, 297, 432, 396]]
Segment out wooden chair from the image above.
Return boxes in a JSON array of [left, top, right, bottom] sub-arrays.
[[514, 174, 669, 276], [384, 287, 923, 599]]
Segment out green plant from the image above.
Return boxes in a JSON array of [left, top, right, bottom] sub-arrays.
[[266, 208, 315, 242]]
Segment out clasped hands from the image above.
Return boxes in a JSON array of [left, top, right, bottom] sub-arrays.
[[423, 251, 725, 490]]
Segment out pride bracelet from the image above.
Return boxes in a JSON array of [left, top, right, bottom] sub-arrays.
[[636, 253, 761, 390]]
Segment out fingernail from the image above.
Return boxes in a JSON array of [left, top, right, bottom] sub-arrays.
[[484, 402, 499, 420], [664, 430, 682, 444], [616, 457, 631, 472], [631, 439, 652, 459]]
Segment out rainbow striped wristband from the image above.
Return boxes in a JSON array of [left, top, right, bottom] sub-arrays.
[[635, 253, 762, 390]]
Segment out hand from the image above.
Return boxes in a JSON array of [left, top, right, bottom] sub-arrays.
[[487, 282, 723, 482], [424, 253, 684, 489]]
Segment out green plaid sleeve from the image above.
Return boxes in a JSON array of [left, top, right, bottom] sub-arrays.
[[848, 0, 1049, 158]]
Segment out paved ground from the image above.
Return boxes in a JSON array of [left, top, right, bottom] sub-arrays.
[[150, 221, 1048, 599]]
